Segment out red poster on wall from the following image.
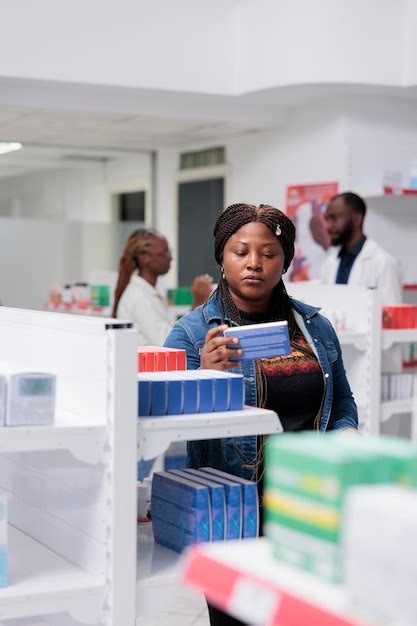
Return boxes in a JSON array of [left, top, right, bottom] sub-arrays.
[[285, 182, 339, 282]]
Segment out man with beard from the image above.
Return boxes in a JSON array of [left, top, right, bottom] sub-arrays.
[[321, 192, 402, 304]]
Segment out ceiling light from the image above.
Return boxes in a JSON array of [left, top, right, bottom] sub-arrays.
[[0, 142, 22, 155]]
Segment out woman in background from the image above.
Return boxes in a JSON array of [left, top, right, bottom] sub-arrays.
[[113, 228, 212, 345]]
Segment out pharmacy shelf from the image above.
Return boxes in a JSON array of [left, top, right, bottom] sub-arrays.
[[137, 524, 179, 583], [137, 525, 207, 622], [0, 416, 106, 464], [382, 329, 417, 350], [44, 303, 113, 318], [137, 407, 282, 461], [365, 194, 417, 218], [381, 399, 413, 423], [337, 331, 368, 351], [182, 538, 384, 626], [0, 525, 104, 621]]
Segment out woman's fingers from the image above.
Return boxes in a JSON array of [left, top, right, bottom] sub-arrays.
[[206, 335, 239, 353], [210, 345, 242, 362], [201, 325, 242, 370], [204, 325, 228, 342]]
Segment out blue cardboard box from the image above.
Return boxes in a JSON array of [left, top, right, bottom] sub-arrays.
[[138, 379, 151, 417], [138, 373, 167, 416], [197, 377, 215, 413], [200, 467, 259, 538], [224, 321, 290, 360], [172, 469, 226, 541], [184, 469, 242, 540], [152, 471, 211, 552], [197, 371, 229, 412]]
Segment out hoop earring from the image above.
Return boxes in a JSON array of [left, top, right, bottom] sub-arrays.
[[221, 266, 226, 280]]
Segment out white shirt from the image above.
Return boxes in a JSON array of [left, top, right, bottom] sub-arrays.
[[116, 274, 172, 346], [320, 238, 402, 305]]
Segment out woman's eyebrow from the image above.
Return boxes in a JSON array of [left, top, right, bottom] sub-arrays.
[[234, 240, 278, 246]]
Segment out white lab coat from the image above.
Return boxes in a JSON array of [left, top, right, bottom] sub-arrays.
[[320, 238, 402, 305], [117, 274, 172, 346]]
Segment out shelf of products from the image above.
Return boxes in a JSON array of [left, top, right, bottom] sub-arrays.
[[137, 407, 282, 461], [182, 538, 385, 626], [44, 303, 112, 317], [383, 187, 417, 196], [0, 526, 104, 621], [382, 329, 417, 350]]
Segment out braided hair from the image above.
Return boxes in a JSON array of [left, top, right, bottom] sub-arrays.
[[214, 203, 298, 338], [112, 228, 158, 318]]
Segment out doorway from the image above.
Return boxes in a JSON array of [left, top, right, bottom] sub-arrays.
[[177, 178, 224, 285]]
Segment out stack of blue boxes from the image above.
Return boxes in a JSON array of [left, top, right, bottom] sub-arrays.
[[151, 468, 259, 552], [138, 369, 245, 417]]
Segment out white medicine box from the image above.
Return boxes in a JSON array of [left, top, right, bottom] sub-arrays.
[[0, 369, 56, 427]]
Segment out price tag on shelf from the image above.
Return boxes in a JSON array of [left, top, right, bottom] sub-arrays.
[[228, 577, 280, 625]]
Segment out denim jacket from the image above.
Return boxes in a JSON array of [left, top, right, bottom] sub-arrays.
[[164, 292, 358, 479]]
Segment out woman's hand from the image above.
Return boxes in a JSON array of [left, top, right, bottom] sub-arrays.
[[200, 325, 242, 370]]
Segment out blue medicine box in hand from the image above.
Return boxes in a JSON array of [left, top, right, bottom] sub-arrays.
[[224, 320, 290, 360]]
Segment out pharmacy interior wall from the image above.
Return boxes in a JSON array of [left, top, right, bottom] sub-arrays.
[[0, 0, 237, 95], [235, 0, 406, 93], [1, 0, 416, 95]]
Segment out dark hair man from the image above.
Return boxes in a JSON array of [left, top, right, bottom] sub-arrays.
[[321, 192, 402, 304]]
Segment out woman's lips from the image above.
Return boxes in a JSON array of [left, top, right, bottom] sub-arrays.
[[242, 276, 264, 283]]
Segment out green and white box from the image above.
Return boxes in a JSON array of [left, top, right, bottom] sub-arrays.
[[264, 433, 400, 582]]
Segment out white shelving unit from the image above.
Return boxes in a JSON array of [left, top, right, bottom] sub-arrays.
[[138, 407, 282, 461], [287, 282, 417, 438], [181, 538, 389, 626], [136, 408, 282, 622], [0, 526, 103, 622], [136, 393, 282, 622], [0, 307, 138, 626], [287, 283, 381, 434], [381, 329, 417, 438], [0, 308, 283, 624], [382, 329, 417, 351]]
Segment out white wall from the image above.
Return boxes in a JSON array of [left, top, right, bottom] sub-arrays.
[[0, 218, 82, 309], [225, 108, 347, 209], [346, 101, 417, 196], [0, 155, 151, 222], [0, 0, 237, 94], [1, 0, 415, 96], [365, 200, 417, 284], [236, 0, 406, 92]]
